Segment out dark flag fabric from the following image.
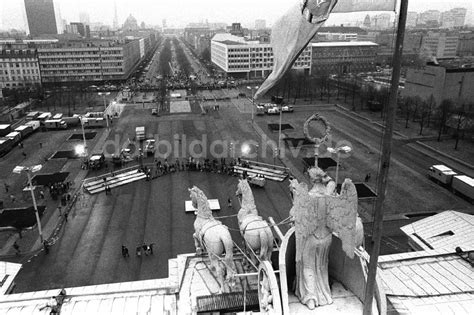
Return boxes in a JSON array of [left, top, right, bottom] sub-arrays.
[[254, 0, 396, 99]]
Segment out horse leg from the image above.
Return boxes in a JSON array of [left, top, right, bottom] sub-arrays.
[[193, 232, 203, 255], [210, 254, 226, 293], [259, 229, 270, 262]]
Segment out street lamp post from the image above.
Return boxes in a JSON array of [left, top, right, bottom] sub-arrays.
[[247, 85, 259, 123], [278, 104, 283, 156], [256, 144, 259, 163], [13, 165, 43, 243], [98, 92, 111, 128], [327, 145, 352, 190], [80, 116, 87, 156]]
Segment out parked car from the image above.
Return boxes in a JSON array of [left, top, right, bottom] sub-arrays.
[[248, 175, 266, 187], [267, 107, 279, 115], [144, 139, 156, 155], [88, 153, 105, 170], [281, 105, 294, 113], [151, 108, 158, 115]]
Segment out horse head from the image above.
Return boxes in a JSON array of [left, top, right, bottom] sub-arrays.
[[189, 186, 212, 218], [236, 178, 257, 217]]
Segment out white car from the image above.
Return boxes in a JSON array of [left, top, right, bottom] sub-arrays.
[[144, 139, 156, 155], [267, 106, 279, 115], [281, 105, 294, 112]]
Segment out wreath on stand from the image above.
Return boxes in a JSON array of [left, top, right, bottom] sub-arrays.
[[303, 113, 331, 145]]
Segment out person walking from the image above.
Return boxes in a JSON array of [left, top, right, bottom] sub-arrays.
[[4, 182, 9, 193], [13, 242, 20, 255], [228, 197, 232, 208], [10, 194, 15, 203]]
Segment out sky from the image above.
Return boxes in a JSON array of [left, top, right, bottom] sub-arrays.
[[1, 0, 473, 31]]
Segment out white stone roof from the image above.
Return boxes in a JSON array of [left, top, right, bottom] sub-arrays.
[[379, 248, 474, 315], [0, 261, 22, 295], [0, 277, 178, 314], [400, 211, 474, 251]]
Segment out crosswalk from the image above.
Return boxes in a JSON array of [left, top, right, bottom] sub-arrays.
[[83, 169, 147, 194], [233, 162, 288, 182]]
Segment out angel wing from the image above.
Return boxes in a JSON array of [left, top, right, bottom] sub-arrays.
[[327, 178, 358, 258], [290, 181, 318, 262]]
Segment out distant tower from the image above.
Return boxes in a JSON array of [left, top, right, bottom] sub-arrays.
[[363, 14, 371, 28], [113, 1, 119, 30], [162, 19, 167, 30]]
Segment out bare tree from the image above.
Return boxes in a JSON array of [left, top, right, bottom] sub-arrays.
[[418, 99, 430, 135], [436, 99, 454, 142], [453, 104, 466, 150]]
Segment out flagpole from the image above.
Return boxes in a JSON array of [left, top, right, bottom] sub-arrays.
[[363, 0, 408, 314]]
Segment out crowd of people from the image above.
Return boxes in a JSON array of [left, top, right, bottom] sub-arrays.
[[136, 156, 246, 179]]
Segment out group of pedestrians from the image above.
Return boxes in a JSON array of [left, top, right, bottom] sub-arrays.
[[121, 243, 155, 258]]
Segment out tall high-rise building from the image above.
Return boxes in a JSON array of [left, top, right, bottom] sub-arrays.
[[24, 0, 58, 36], [255, 19, 266, 30]]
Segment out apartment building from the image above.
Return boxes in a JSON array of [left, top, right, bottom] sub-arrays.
[[37, 39, 141, 83], [0, 46, 41, 89], [421, 32, 459, 59]]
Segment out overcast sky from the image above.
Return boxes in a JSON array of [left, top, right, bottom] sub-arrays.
[[1, 0, 473, 31]]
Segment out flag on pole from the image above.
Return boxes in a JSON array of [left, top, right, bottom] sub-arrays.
[[254, 0, 397, 99]]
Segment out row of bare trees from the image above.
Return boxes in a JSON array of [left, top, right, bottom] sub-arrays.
[[399, 95, 473, 149]]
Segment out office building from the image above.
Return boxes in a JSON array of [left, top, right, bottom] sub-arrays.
[[65, 23, 90, 38], [418, 10, 441, 26], [315, 26, 366, 42], [24, 0, 58, 36], [211, 34, 311, 79], [0, 46, 41, 90], [403, 64, 474, 105], [310, 41, 378, 74], [421, 32, 459, 59]]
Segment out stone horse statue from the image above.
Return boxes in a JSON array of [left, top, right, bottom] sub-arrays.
[[236, 178, 274, 268], [189, 186, 235, 292]]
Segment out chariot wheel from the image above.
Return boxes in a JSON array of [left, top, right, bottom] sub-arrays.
[[258, 261, 282, 314]]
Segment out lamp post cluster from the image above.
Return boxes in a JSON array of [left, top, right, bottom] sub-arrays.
[[98, 92, 111, 128], [13, 165, 44, 243], [246, 85, 259, 122]]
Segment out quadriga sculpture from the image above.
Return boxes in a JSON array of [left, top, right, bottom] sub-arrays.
[[189, 186, 235, 292], [236, 178, 274, 267], [289, 167, 363, 310]]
